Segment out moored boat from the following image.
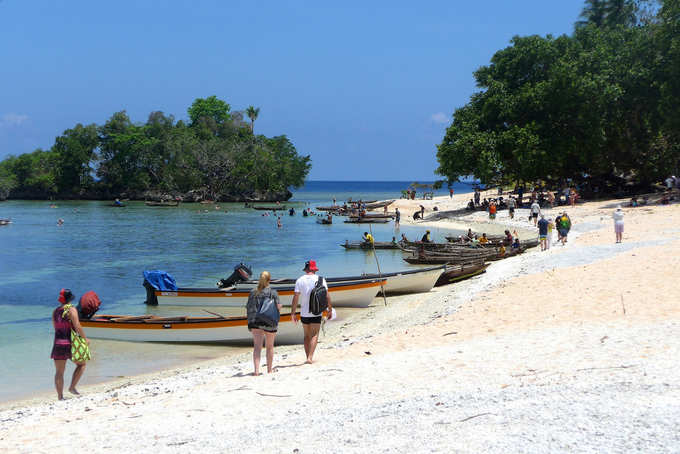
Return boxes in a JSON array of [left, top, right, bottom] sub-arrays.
[[344, 217, 390, 224], [145, 200, 179, 207], [81, 313, 305, 344], [341, 240, 400, 250], [252, 206, 287, 211], [151, 279, 385, 308], [434, 262, 489, 287]]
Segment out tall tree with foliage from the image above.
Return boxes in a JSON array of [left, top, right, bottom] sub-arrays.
[[245, 106, 260, 133]]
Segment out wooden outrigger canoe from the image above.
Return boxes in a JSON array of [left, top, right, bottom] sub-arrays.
[[252, 206, 287, 211], [344, 217, 390, 224], [154, 279, 385, 308], [81, 312, 306, 344], [145, 201, 179, 207], [341, 241, 401, 250], [434, 262, 489, 287]]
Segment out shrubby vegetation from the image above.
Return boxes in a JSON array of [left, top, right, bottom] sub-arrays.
[[437, 0, 680, 193], [0, 96, 310, 201]]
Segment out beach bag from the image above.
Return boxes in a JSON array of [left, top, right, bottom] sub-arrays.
[[309, 276, 328, 316], [62, 304, 92, 362], [77, 290, 101, 319], [254, 293, 280, 327]]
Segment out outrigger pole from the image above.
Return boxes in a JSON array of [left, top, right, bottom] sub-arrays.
[[369, 223, 388, 306]]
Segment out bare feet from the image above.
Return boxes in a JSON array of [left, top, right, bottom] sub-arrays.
[[305, 359, 313, 364], [68, 388, 80, 395]]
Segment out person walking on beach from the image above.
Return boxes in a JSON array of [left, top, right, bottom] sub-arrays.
[[488, 200, 497, 220], [419, 205, 425, 219], [474, 188, 480, 206], [613, 205, 624, 243], [530, 200, 541, 226], [394, 207, 400, 228], [291, 260, 332, 364], [51, 289, 89, 400], [507, 196, 516, 219], [449, 188, 454, 198], [246, 271, 282, 375], [538, 215, 549, 251], [557, 212, 571, 245], [547, 218, 554, 249]]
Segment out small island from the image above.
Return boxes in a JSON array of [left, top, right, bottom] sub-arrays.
[[0, 96, 311, 202]]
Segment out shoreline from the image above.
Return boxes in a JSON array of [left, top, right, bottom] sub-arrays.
[[2, 195, 679, 452]]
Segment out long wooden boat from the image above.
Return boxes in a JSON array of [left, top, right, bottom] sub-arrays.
[[154, 279, 385, 308], [107, 203, 126, 207], [232, 265, 446, 295], [252, 206, 287, 211], [344, 218, 390, 224], [403, 246, 527, 265], [434, 262, 489, 287], [81, 312, 305, 344], [365, 199, 395, 210], [145, 201, 179, 207], [341, 241, 400, 250]]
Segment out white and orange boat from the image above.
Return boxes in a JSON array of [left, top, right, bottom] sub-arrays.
[[151, 279, 385, 308], [81, 312, 305, 344]]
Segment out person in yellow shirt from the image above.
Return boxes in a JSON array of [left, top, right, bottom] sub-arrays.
[[479, 233, 489, 244], [362, 231, 374, 246]]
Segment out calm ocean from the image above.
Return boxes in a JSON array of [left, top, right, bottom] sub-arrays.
[[0, 181, 471, 402]]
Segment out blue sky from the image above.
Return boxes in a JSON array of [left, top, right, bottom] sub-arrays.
[[0, 1, 582, 180]]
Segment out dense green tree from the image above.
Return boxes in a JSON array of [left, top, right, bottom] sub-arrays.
[[437, 1, 679, 189], [187, 95, 231, 126], [52, 123, 99, 193]]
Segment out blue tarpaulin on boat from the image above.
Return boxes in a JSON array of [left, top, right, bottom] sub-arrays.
[[143, 270, 178, 291]]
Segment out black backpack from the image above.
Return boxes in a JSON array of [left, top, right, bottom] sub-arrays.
[[309, 276, 328, 316]]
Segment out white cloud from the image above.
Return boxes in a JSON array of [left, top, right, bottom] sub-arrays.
[[430, 112, 449, 125], [1, 113, 29, 127]]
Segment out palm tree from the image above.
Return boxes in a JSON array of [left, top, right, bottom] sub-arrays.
[[576, 0, 608, 28], [246, 106, 260, 133], [604, 0, 636, 27]]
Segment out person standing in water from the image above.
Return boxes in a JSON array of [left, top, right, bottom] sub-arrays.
[[51, 289, 89, 400]]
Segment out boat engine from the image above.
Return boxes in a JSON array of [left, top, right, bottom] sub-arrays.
[[217, 263, 252, 288]]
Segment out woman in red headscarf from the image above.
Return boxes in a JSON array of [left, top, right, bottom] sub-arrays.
[[51, 288, 89, 400]]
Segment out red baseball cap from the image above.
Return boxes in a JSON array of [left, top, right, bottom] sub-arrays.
[[303, 260, 319, 272], [58, 288, 75, 304]]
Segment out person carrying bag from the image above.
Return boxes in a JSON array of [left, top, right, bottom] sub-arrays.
[[246, 271, 282, 375]]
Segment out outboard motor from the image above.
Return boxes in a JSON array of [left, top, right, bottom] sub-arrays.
[[217, 263, 253, 288], [77, 291, 101, 319], [143, 279, 158, 305]]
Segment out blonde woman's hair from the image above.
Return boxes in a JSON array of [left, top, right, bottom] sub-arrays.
[[256, 271, 271, 294]]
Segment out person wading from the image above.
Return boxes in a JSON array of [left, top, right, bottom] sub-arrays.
[[290, 260, 333, 364]]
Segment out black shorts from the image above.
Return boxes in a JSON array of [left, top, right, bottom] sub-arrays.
[[531, 212, 538, 218], [248, 323, 277, 333], [509, 207, 515, 213], [301, 316, 322, 325]]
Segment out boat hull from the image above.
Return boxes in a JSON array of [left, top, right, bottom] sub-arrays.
[[155, 279, 384, 308], [82, 313, 304, 344]]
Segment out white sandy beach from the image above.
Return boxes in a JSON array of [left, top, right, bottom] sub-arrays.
[[2, 193, 679, 453]]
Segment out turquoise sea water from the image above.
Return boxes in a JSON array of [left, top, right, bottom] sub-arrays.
[[0, 181, 470, 402]]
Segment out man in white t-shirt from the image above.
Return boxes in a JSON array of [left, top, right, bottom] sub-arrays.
[[530, 201, 541, 226], [291, 260, 332, 364]]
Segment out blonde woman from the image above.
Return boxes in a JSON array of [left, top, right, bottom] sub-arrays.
[[246, 271, 281, 375]]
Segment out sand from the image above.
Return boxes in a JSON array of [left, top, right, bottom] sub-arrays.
[[2, 193, 679, 453]]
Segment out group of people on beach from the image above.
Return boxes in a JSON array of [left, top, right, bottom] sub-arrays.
[[51, 260, 333, 396]]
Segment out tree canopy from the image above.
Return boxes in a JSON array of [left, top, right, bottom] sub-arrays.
[[0, 97, 310, 201], [436, 0, 678, 192]]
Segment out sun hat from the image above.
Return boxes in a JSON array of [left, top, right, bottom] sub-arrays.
[[616, 205, 622, 210], [58, 288, 75, 304], [303, 260, 319, 272]]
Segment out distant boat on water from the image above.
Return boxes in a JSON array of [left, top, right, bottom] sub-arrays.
[[145, 200, 179, 207]]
